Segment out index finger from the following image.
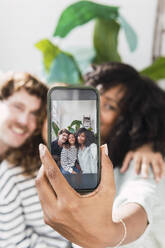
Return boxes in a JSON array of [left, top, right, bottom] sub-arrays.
[[39, 144, 77, 199], [120, 151, 133, 173]]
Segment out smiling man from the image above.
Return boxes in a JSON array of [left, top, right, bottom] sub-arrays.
[[0, 72, 71, 248], [0, 72, 46, 159], [51, 128, 70, 166]]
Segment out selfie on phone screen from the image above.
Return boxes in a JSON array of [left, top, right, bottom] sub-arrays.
[[48, 87, 100, 192]]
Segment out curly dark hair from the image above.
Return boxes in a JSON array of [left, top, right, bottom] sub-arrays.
[[85, 62, 165, 168], [76, 128, 96, 147]]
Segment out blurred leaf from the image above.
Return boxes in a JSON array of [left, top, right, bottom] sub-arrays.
[[70, 128, 75, 133], [35, 39, 61, 72], [93, 19, 121, 63], [54, 1, 119, 37], [70, 120, 82, 127], [88, 128, 93, 131], [47, 53, 82, 85], [140, 57, 165, 81], [118, 15, 138, 52], [52, 122, 60, 136], [76, 125, 80, 131], [68, 47, 95, 75], [68, 126, 75, 133], [68, 120, 83, 133]]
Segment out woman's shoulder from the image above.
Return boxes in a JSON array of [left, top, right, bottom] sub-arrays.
[[114, 160, 156, 186], [89, 143, 97, 152], [89, 143, 97, 148], [114, 160, 158, 206]]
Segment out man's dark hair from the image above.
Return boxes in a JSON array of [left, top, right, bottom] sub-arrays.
[[76, 128, 96, 147], [85, 62, 165, 167], [58, 128, 70, 136]]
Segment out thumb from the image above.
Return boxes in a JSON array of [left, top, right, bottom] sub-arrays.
[[99, 144, 116, 194]]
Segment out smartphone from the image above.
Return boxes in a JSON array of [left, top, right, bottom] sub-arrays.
[[47, 86, 100, 193]]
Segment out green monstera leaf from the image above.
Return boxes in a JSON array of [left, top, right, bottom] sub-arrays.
[[35, 39, 82, 84], [140, 57, 165, 81], [70, 120, 82, 127], [47, 53, 82, 85], [52, 121, 60, 137], [70, 120, 82, 131], [35, 1, 138, 85], [118, 15, 138, 52], [35, 39, 61, 72], [53, 1, 137, 58], [68, 120, 83, 133], [54, 1, 119, 38], [67, 127, 75, 133], [93, 18, 121, 63]]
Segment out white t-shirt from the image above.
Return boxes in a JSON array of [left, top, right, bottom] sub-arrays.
[[112, 161, 165, 248], [78, 143, 97, 173]]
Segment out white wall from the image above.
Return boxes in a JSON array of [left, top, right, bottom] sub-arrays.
[[52, 100, 96, 132], [0, 0, 158, 75]]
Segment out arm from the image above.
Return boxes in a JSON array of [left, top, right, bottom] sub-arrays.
[[120, 144, 164, 182], [36, 144, 151, 248], [114, 203, 148, 244]]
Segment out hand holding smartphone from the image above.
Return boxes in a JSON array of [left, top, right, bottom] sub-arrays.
[[47, 86, 100, 193]]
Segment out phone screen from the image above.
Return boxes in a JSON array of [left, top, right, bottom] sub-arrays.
[[48, 87, 100, 193]]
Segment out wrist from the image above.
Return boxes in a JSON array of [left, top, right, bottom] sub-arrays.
[[100, 221, 126, 248]]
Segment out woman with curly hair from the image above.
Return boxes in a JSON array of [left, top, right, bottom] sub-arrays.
[[76, 127, 97, 174], [36, 63, 165, 248], [85, 62, 165, 170]]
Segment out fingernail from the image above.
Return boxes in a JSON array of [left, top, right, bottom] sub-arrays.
[[104, 144, 108, 156], [39, 143, 46, 157]]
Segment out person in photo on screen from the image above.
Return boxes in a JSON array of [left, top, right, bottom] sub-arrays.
[[60, 133, 82, 174], [76, 128, 97, 174], [51, 128, 70, 166]]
